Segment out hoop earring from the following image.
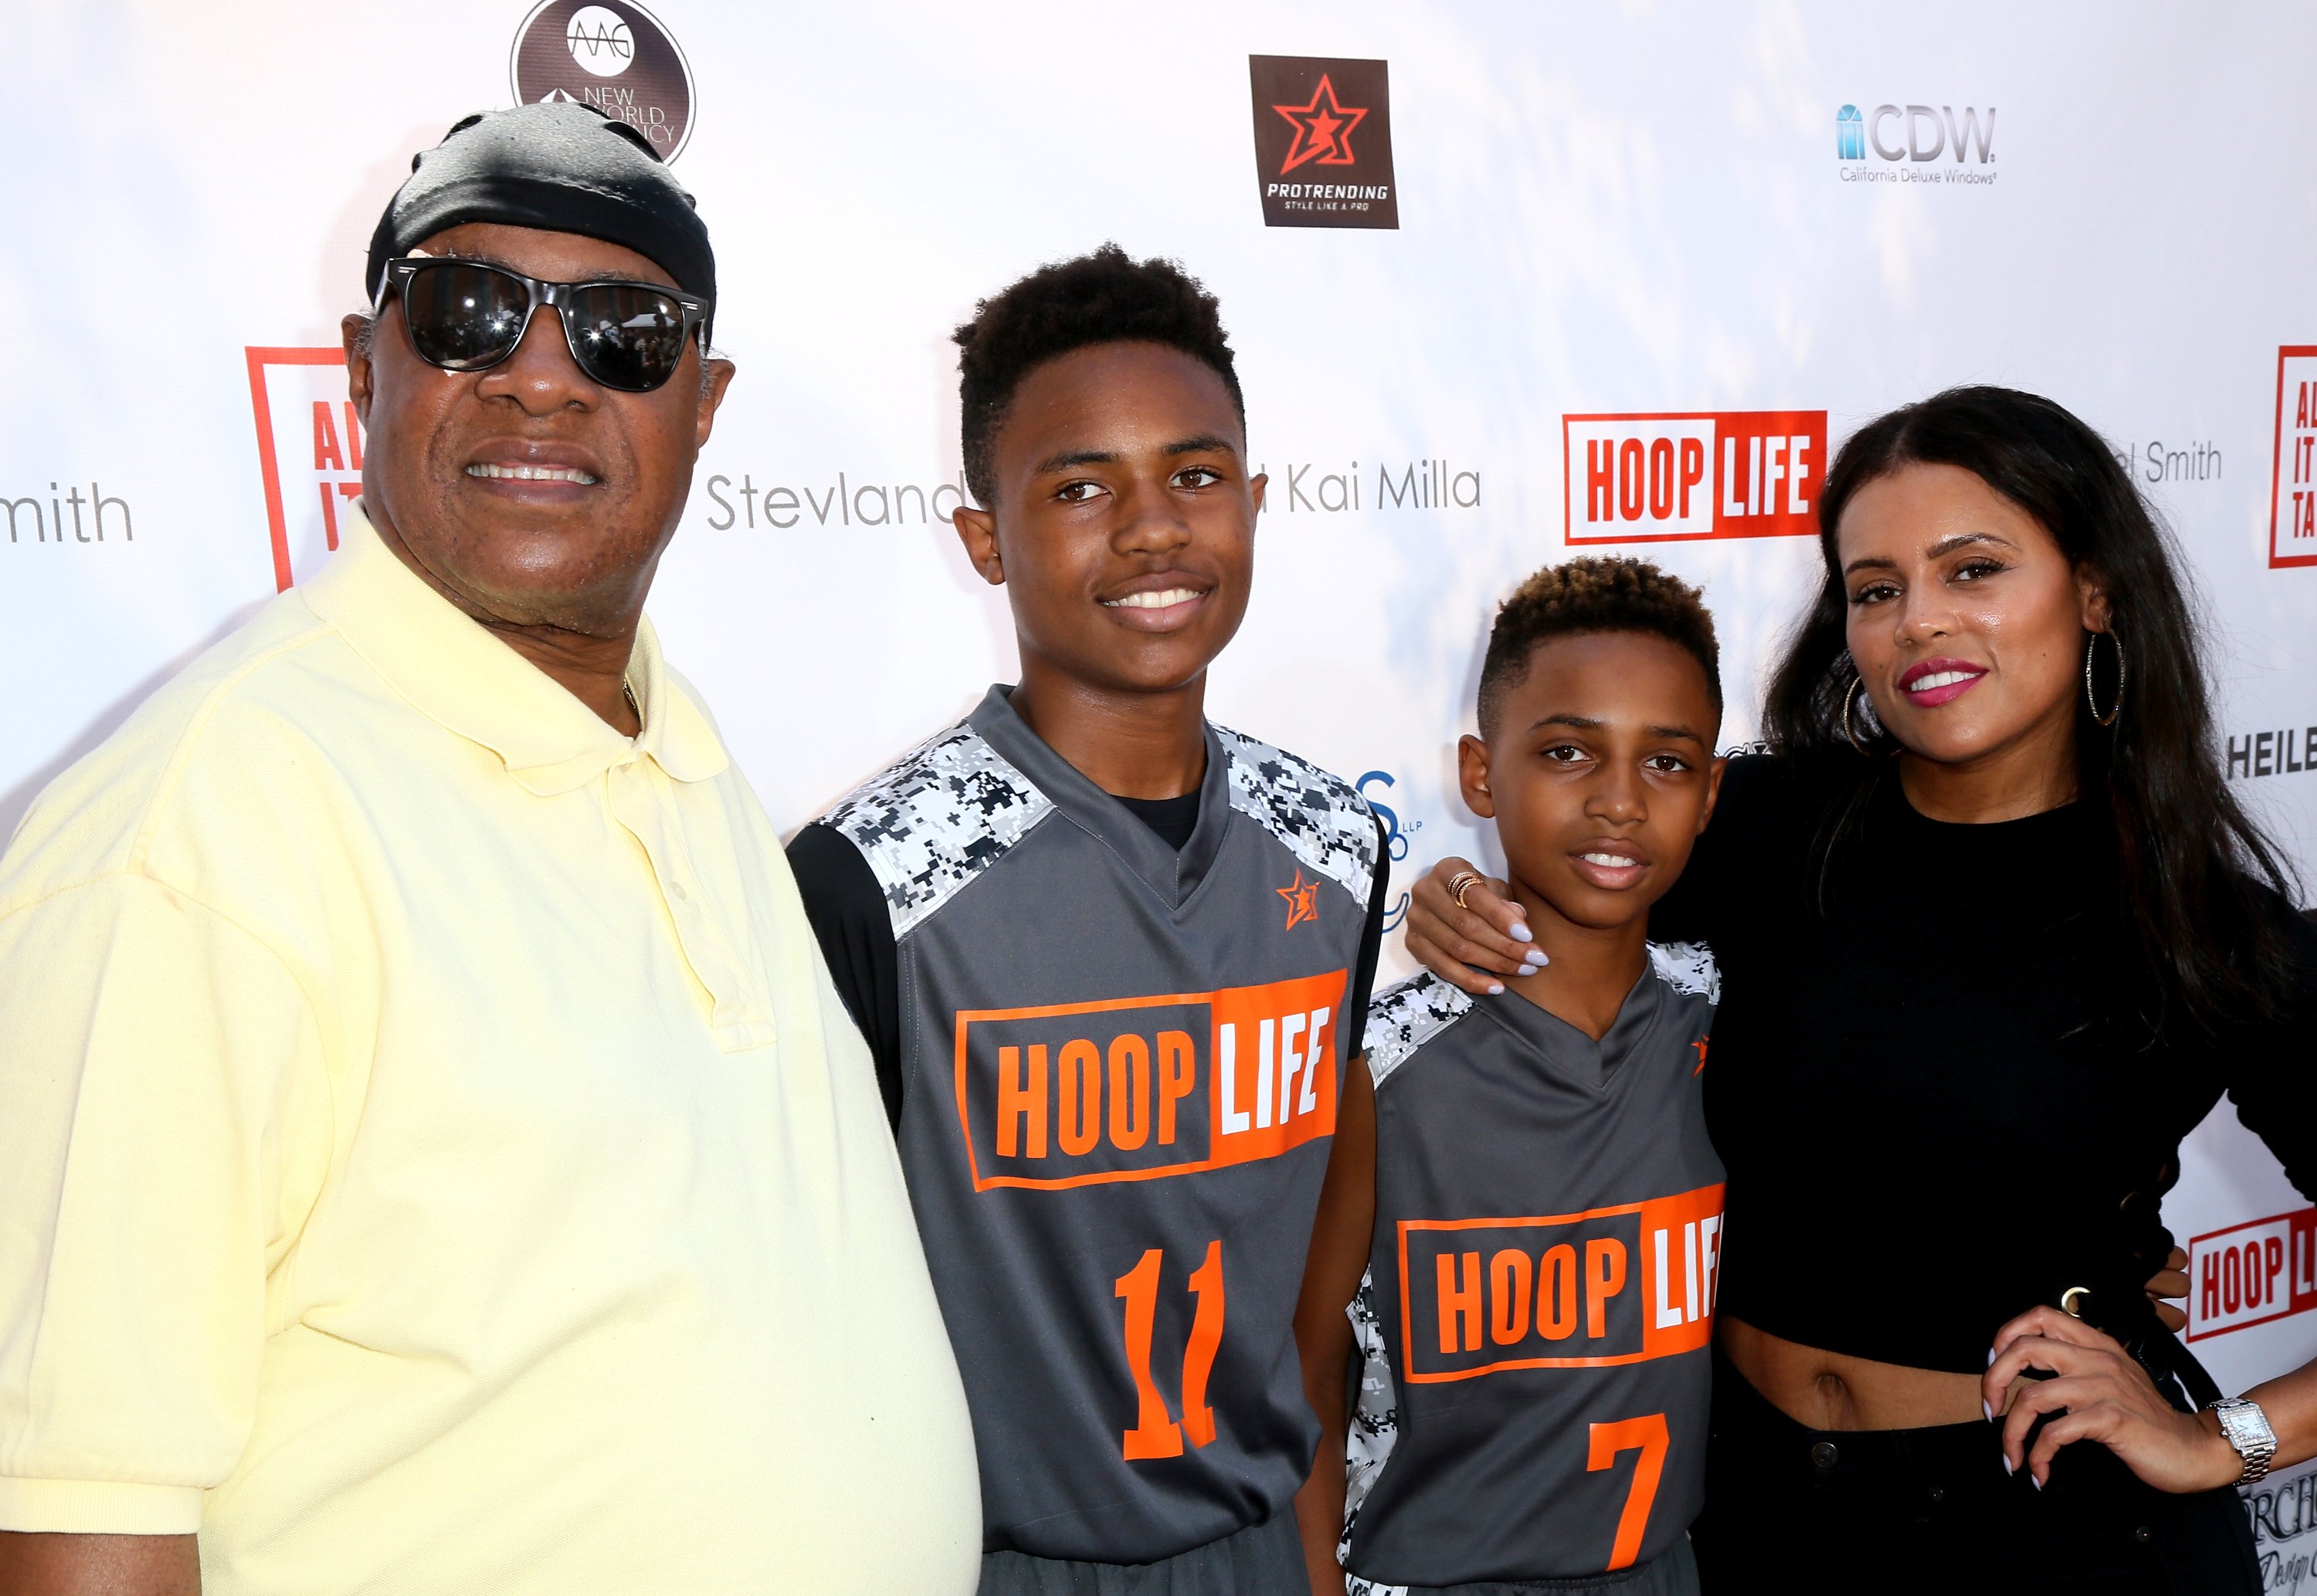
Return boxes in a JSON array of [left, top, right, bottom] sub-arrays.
[[2085, 631, 2125, 727], [1842, 676, 1877, 755]]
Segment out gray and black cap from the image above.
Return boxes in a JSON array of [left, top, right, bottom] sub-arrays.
[[365, 102, 714, 308]]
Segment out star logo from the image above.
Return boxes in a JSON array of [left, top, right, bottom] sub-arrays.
[[1277, 869, 1321, 931], [1271, 75, 1369, 174]]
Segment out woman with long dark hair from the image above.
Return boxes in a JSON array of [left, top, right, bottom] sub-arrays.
[[1401, 386, 2317, 1591]]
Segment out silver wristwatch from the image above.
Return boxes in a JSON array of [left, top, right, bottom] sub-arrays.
[[2209, 1398, 2278, 1486]]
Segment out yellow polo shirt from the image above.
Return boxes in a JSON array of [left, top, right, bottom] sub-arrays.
[[0, 509, 980, 1594]]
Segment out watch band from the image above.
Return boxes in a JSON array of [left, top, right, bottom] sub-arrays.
[[2209, 1397, 2278, 1486]]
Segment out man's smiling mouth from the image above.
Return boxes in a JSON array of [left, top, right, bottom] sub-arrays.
[[465, 463, 599, 486]]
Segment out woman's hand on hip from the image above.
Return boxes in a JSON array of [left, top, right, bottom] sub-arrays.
[[1984, 1306, 2243, 1493], [1404, 858, 1544, 995]]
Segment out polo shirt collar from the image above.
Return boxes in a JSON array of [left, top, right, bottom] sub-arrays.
[[302, 505, 729, 795]]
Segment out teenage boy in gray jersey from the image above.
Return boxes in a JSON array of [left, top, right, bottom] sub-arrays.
[[788, 246, 1389, 1593], [1298, 559, 1728, 1596]]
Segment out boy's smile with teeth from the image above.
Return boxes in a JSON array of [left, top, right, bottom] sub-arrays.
[[1106, 587, 1203, 610]]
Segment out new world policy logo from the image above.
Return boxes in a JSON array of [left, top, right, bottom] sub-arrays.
[[511, 0, 696, 161], [1247, 56, 1398, 230]]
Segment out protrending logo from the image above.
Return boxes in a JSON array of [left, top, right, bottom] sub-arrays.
[[1562, 412, 1828, 544], [511, 0, 695, 161], [1834, 102, 1996, 186], [1247, 56, 1398, 229], [2270, 346, 2317, 568]]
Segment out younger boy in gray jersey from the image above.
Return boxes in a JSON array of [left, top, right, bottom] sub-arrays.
[[789, 247, 1389, 1594], [1298, 559, 1728, 1595]]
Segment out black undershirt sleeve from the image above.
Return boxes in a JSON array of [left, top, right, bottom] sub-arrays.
[[785, 822, 904, 1131], [1345, 815, 1393, 1056]]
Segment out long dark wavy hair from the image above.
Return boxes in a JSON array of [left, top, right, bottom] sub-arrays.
[[1762, 385, 2298, 1036]]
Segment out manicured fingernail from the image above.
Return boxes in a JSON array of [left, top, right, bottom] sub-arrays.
[[2001, 1455, 2013, 1476], [1983, 1400, 1993, 1422], [1509, 922, 1532, 942], [1487, 984, 1505, 995], [2031, 1475, 2043, 1492], [1987, 1349, 1996, 1365], [1521, 951, 1546, 968]]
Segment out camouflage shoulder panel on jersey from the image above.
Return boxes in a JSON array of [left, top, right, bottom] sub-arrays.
[[1213, 724, 1378, 905], [1647, 939, 1722, 1005], [822, 720, 1056, 939], [1340, 1266, 1404, 1594], [1362, 971, 1476, 1089]]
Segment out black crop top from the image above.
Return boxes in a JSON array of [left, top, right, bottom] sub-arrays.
[[1654, 754, 2317, 1374]]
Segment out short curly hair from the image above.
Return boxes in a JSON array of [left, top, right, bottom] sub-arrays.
[[1477, 557, 1722, 737], [952, 243, 1244, 507]]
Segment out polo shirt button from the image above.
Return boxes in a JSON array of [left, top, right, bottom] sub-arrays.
[[2133, 1527, 2152, 1545], [1928, 1485, 1946, 1503], [669, 881, 690, 902], [1810, 1441, 1839, 1470]]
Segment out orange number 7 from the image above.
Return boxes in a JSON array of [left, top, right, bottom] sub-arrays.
[[1586, 1412, 1670, 1571]]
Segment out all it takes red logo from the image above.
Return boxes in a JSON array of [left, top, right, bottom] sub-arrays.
[[1563, 411, 1830, 545], [2269, 346, 2317, 568], [1248, 56, 1398, 230], [247, 347, 361, 591]]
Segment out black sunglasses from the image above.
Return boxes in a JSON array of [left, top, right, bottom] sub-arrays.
[[372, 257, 712, 393]]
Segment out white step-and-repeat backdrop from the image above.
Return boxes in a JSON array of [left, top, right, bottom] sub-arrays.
[[10, 1, 2317, 1577]]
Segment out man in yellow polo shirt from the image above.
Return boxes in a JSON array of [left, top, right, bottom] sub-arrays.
[[0, 104, 979, 1594]]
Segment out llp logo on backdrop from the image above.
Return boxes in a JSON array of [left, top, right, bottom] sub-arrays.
[[1834, 102, 1996, 187], [1247, 56, 1398, 229], [511, 1, 695, 161], [2268, 345, 2317, 568], [246, 347, 362, 591], [1562, 411, 1828, 544], [1355, 771, 1422, 932]]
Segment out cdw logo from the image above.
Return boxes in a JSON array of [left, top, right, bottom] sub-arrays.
[[1563, 412, 1828, 544]]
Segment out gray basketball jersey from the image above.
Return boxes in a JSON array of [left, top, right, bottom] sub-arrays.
[[823, 686, 1379, 1563], [1345, 949, 1725, 1591]]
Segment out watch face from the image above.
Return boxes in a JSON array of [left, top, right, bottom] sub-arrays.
[[2219, 1401, 2277, 1459]]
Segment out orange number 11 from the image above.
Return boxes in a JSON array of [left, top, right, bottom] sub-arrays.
[[1586, 1412, 1670, 1571], [1114, 1241, 1226, 1460]]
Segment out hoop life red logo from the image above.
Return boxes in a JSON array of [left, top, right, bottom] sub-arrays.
[[1247, 57, 1398, 229]]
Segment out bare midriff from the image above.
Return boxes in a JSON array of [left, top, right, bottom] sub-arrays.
[[1722, 1316, 1989, 1432]]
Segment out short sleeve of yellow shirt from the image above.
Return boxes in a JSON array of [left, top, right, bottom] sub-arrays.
[[0, 510, 981, 1594]]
